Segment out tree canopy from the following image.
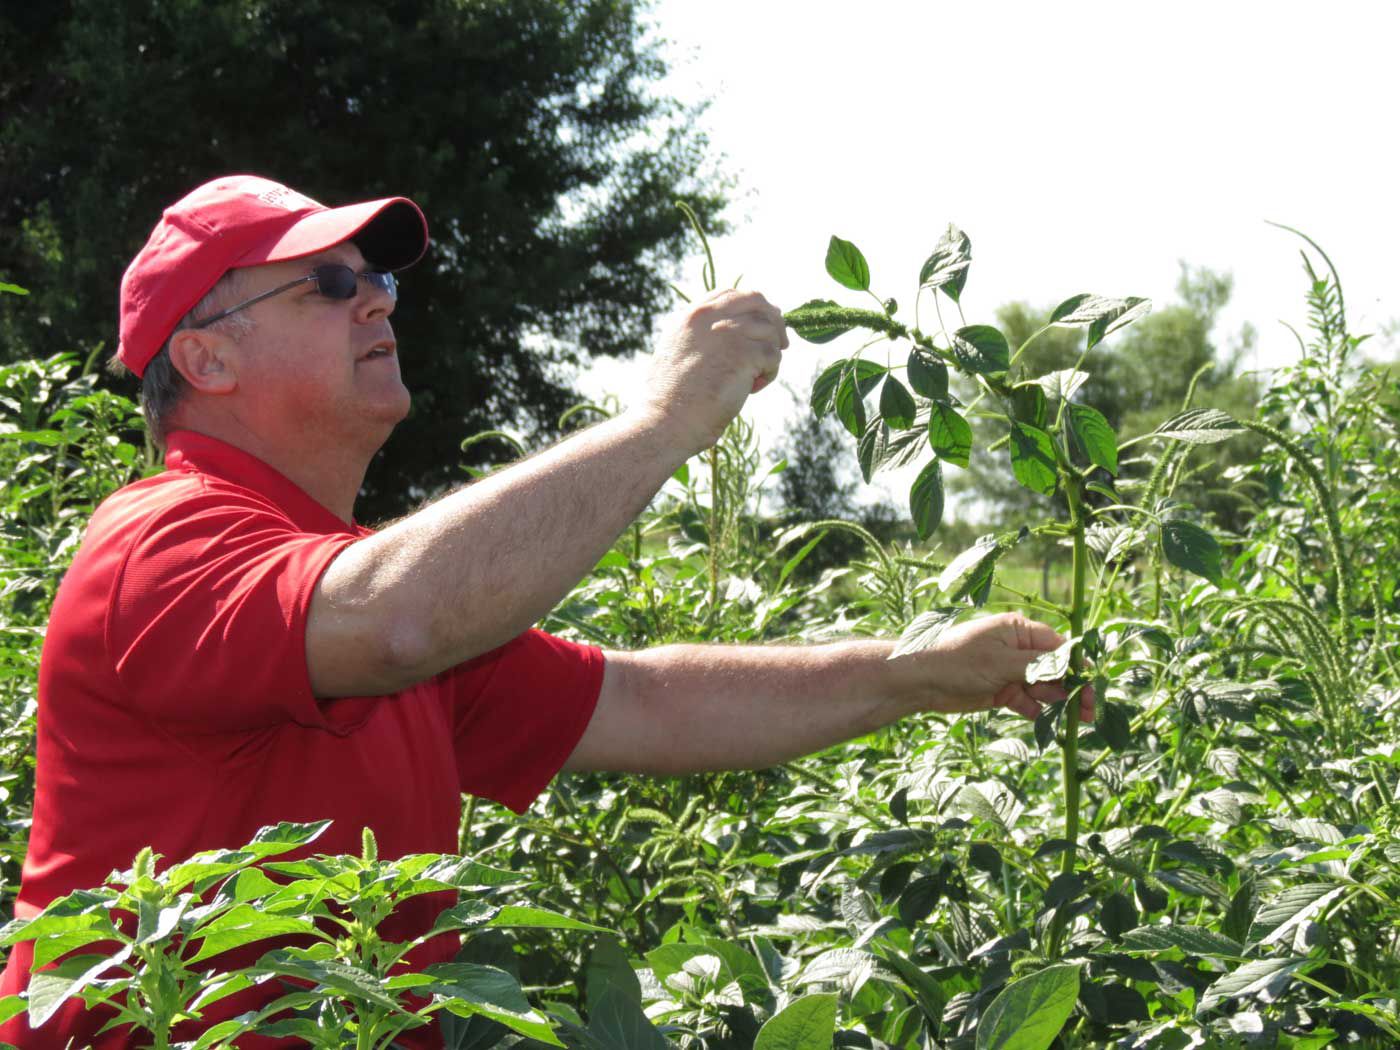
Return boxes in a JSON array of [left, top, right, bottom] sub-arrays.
[[0, 0, 728, 520]]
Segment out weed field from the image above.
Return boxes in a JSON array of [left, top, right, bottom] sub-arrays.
[[0, 229, 1396, 1049]]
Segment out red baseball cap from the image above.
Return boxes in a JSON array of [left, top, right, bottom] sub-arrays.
[[117, 174, 429, 377]]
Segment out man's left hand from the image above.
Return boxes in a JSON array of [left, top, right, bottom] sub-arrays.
[[891, 612, 1095, 723]]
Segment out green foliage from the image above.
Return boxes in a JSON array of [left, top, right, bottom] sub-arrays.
[[0, 0, 730, 522], [0, 224, 1396, 1050]]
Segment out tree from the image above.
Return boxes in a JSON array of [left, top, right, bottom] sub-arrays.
[[950, 264, 1264, 534], [776, 410, 862, 525], [0, 0, 728, 520]]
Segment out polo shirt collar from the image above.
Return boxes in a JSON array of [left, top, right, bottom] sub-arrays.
[[164, 429, 362, 536]]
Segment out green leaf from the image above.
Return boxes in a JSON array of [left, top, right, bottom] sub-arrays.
[[856, 419, 890, 483], [1034, 369, 1089, 401], [909, 460, 944, 539], [586, 937, 640, 1014], [1048, 294, 1151, 350], [938, 534, 1005, 602], [1248, 884, 1346, 947], [976, 964, 1080, 1050], [28, 947, 133, 1028], [927, 403, 972, 468], [488, 905, 609, 933], [833, 361, 887, 438], [951, 325, 1010, 376], [0, 995, 27, 1025], [1151, 408, 1244, 444], [1118, 924, 1244, 958], [907, 350, 949, 399], [587, 985, 669, 1050], [426, 962, 564, 1047], [428, 900, 501, 937], [825, 236, 870, 291], [879, 376, 917, 430], [188, 908, 322, 963], [809, 361, 847, 417], [919, 224, 971, 301], [1025, 640, 1073, 684], [32, 929, 119, 969], [787, 299, 857, 344], [245, 820, 334, 856], [1, 891, 115, 946], [1198, 957, 1307, 1015], [755, 993, 838, 1050], [1010, 383, 1047, 429], [890, 608, 961, 660], [0, 283, 30, 296], [1067, 403, 1118, 474], [1008, 423, 1058, 497], [1096, 700, 1131, 753], [1160, 519, 1222, 585]]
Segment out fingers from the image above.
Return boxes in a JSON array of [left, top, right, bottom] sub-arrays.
[[1013, 615, 1067, 654], [999, 681, 1095, 723]]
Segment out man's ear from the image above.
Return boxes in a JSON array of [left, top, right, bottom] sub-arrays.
[[167, 329, 239, 395]]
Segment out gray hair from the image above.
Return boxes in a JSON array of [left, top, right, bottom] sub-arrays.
[[109, 271, 256, 449]]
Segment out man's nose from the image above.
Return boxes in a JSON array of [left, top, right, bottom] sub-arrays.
[[354, 278, 396, 324]]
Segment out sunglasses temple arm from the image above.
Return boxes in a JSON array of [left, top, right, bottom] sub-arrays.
[[191, 275, 315, 329]]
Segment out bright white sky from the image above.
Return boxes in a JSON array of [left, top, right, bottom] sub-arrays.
[[578, 1, 1398, 504]]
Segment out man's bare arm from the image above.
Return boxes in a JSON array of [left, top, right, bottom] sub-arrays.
[[565, 614, 1093, 774], [306, 290, 787, 698]]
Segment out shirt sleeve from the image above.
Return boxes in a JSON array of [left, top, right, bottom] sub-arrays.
[[106, 487, 358, 733], [439, 630, 605, 813]]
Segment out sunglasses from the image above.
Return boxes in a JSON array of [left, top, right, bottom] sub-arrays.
[[191, 264, 397, 329]]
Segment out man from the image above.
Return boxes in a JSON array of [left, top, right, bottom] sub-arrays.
[[0, 176, 1088, 1047]]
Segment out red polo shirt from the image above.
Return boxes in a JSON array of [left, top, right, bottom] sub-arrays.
[[0, 429, 605, 1048]]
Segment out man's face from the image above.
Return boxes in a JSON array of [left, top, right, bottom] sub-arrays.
[[226, 241, 409, 451]]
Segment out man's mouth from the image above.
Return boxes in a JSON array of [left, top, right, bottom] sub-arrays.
[[360, 342, 396, 361]]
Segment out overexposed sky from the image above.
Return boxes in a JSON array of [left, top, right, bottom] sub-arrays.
[[579, 1, 1398, 501]]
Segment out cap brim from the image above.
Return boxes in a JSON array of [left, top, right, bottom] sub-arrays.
[[237, 197, 429, 272]]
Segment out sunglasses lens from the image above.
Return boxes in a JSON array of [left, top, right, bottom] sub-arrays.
[[315, 265, 360, 300], [365, 271, 397, 300]]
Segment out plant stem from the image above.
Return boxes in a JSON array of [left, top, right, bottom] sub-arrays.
[[708, 445, 721, 618], [458, 793, 478, 855], [1047, 477, 1088, 960]]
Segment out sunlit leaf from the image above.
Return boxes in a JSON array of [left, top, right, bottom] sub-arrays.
[[1118, 924, 1244, 957], [1151, 408, 1244, 444], [1034, 369, 1089, 401], [952, 326, 1010, 376], [909, 459, 944, 539], [907, 349, 949, 399], [1008, 423, 1058, 496], [919, 224, 971, 301], [826, 236, 870, 291], [1160, 519, 1222, 585], [1049, 294, 1152, 349], [890, 608, 961, 659], [1198, 957, 1307, 1015], [754, 992, 837, 1050], [879, 376, 917, 430], [1067, 403, 1118, 474], [927, 403, 972, 468], [976, 964, 1080, 1050]]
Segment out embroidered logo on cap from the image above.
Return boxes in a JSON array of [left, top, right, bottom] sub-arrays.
[[254, 186, 317, 211]]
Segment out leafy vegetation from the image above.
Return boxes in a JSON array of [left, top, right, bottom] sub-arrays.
[[0, 219, 1396, 1048]]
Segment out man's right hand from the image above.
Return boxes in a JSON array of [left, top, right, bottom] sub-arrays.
[[636, 290, 788, 456]]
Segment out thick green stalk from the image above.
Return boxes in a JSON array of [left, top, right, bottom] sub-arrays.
[[1047, 477, 1088, 960], [708, 445, 721, 617]]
